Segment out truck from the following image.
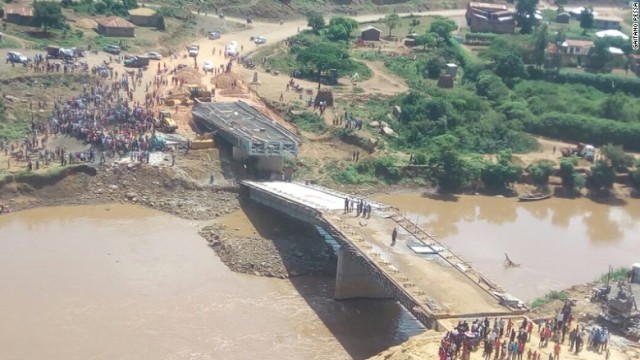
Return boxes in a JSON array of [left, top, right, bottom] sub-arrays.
[[561, 143, 595, 162], [46, 45, 75, 60], [123, 55, 150, 68], [225, 41, 238, 56]]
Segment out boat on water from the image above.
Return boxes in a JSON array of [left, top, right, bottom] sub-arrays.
[[518, 193, 552, 202]]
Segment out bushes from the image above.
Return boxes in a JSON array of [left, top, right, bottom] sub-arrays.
[[526, 68, 640, 95], [331, 156, 401, 184], [526, 112, 640, 151], [288, 112, 327, 133]]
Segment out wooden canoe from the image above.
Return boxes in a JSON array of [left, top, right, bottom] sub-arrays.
[[518, 193, 552, 202]]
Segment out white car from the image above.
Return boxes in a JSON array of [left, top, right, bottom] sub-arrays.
[[254, 36, 267, 44], [146, 52, 162, 60], [225, 41, 238, 56], [7, 51, 29, 64], [203, 61, 214, 73], [188, 45, 199, 57]]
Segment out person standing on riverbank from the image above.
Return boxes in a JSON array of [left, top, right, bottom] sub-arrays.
[[391, 227, 397, 246]]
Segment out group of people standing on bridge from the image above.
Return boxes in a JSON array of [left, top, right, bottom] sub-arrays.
[[343, 197, 372, 218]]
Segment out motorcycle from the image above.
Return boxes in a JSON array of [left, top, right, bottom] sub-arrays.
[[590, 284, 611, 303]]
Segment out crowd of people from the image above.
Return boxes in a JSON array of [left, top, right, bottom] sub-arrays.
[[437, 301, 612, 360]]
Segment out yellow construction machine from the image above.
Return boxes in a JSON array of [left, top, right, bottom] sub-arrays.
[[154, 110, 178, 133]]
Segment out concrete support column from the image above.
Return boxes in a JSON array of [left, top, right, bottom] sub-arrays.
[[335, 248, 392, 300]]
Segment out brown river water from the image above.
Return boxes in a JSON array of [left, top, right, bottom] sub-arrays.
[[375, 194, 640, 302], [0, 204, 421, 360]]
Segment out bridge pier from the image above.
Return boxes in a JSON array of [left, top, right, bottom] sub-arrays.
[[335, 248, 392, 300]]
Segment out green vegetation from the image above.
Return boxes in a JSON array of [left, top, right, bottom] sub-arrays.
[[515, 0, 539, 33], [60, 0, 137, 17], [590, 160, 615, 192], [481, 151, 523, 191], [600, 144, 634, 171], [528, 161, 554, 186], [288, 112, 327, 133], [559, 158, 585, 193], [0, 36, 21, 49], [531, 290, 568, 308], [599, 267, 630, 282], [33, 1, 65, 32], [330, 155, 402, 184]]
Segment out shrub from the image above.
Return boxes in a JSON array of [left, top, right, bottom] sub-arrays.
[[288, 112, 327, 133]]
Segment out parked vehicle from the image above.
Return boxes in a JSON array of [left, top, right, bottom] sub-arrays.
[[225, 41, 238, 56], [124, 55, 150, 68], [154, 111, 178, 133], [208, 31, 221, 40], [561, 143, 596, 162], [203, 60, 214, 73], [146, 52, 162, 60], [188, 45, 199, 57], [254, 36, 267, 44], [6, 51, 28, 63], [104, 45, 121, 55]]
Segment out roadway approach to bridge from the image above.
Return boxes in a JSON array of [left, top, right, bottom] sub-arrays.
[[239, 180, 528, 330]]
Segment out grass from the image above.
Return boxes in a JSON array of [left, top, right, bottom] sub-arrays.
[[288, 112, 327, 133], [531, 290, 568, 308], [0, 36, 22, 49], [355, 15, 437, 38], [599, 267, 630, 282]]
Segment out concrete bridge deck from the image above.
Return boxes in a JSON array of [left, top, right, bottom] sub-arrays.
[[240, 181, 527, 328]]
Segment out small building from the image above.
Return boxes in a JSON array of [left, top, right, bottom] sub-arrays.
[[593, 15, 622, 30], [555, 12, 571, 24], [128, 7, 158, 27], [360, 26, 381, 41], [562, 39, 594, 56], [3, 4, 34, 25], [466, 2, 515, 34], [96, 17, 136, 37], [446, 63, 458, 79]]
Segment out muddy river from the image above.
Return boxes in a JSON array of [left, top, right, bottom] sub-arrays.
[[0, 205, 421, 360], [375, 194, 640, 302]]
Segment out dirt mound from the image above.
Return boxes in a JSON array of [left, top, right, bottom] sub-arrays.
[[74, 18, 98, 29], [211, 72, 247, 96], [174, 67, 204, 87]]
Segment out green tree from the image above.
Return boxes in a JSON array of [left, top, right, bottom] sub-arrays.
[[307, 12, 325, 33], [33, 1, 65, 32], [494, 52, 526, 80], [383, 13, 401, 37], [415, 32, 437, 50], [429, 16, 457, 43], [475, 71, 510, 103], [122, 0, 137, 9], [631, 161, 640, 191], [296, 43, 350, 85], [580, 7, 594, 35], [588, 38, 613, 72], [533, 24, 549, 67], [408, 17, 420, 33], [590, 160, 615, 192], [559, 158, 585, 192], [600, 144, 634, 171], [515, 0, 539, 34], [324, 16, 358, 41], [422, 56, 444, 79], [480, 150, 523, 190], [528, 161, 554, 186], [428, 135, 476, 192]]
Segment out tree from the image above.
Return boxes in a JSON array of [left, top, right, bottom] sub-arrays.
[[33, 1, 65, 32], [515, 0, 539, 34], [480, 150, 523, 190], [122, 0, 137, 9], [428, 135, 477, 192], [554, 0, 567, 9], [590, 160, 615, 192], [415, 32, 437, 50], [632, 161, 640, 191], [588, 38, 613, 72], [533, 24, 549, 67], [307, 12, 325, 33], [429, 16, 457, 43], [383, 13, 401, 37], [296, 43, 350, 85], [494, 52, 525, 80], [559, 158, 585, 192], [600, 144, 634, 171], [579, 7, 594, 35], [408, 17, 420, 33], [475, 71, 510, 103], [422, 56, 444, 79], [528, 161, 554, 186], [324, 16, 358, 41]]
